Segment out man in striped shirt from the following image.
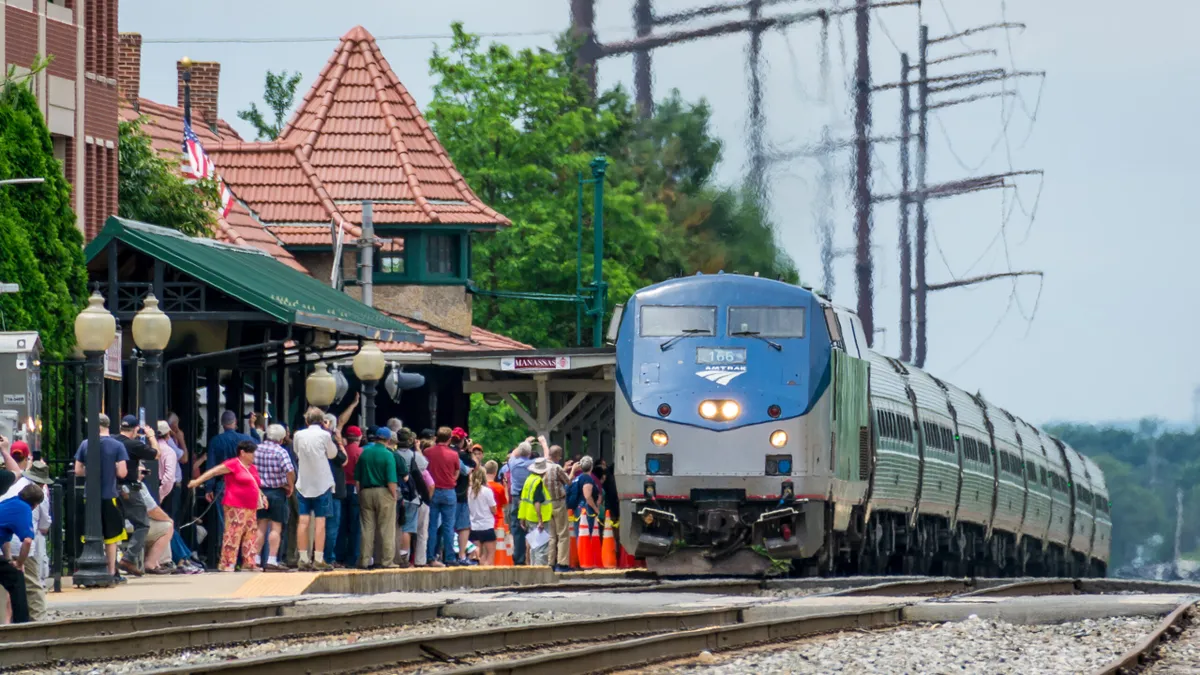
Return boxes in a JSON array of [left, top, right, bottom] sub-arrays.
[[254, 425, 295, 571]]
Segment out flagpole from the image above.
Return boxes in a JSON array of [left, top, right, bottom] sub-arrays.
[[181, 56, 193, 127]]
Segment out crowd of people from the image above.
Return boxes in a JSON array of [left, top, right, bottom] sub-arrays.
[[0, 403, 624, 622]]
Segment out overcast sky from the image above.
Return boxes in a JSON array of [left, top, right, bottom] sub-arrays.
[[121, 0, 1200, 426]]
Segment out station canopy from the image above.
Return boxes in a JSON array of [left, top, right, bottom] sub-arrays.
[[85, 216, 422, 344]]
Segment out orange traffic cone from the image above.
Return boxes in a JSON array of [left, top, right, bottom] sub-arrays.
[[568, 508, 579, 569], [590, 511, 603, 569], [601, 510, 618, 568], [579, 511, 596, 569], [494, 522, 513, 566]]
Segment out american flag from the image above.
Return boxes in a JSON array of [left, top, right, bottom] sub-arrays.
[[182, 120, 214, 180], [182, 120, 235, 219]]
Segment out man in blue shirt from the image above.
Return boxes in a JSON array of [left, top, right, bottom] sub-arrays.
[[505, 437, 535, 565], [74, 413, 130, 580], [0, 484, 45, 623]]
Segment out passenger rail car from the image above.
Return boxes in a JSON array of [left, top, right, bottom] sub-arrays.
[[614, 273, 1110, 577]]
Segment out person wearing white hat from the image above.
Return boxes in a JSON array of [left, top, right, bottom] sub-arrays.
[[517, 458, 552, 566]]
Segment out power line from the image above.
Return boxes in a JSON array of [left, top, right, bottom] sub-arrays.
[[140, 27, 632, 44]]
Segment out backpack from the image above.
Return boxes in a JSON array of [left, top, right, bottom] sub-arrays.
[[566, 473, 594, 511]]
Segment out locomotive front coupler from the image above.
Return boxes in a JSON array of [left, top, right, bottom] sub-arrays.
[[632, 496, 678, 557], [755, 498, 809, 556]]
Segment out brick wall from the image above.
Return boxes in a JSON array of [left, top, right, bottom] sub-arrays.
[[177, 61, 220, 127], [6, 5, 37, 68], [116, 32, 140, 105], [44, 21, 76, 79]]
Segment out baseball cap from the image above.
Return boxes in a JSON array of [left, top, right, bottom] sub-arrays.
[[344, 425, 362, 439], [451, 427, 467, 440], [156, 420, 171, 436], [419, 428, 435, 439], [9, 441, 29, 463], [373, 427, 393, 441], [220, 410, 237, 426], [120, 415, 139, 429]]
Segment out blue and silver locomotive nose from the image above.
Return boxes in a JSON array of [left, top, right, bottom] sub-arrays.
[[612, 274, 835, 567]]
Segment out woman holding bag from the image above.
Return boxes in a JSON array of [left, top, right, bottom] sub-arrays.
[[189, 440, 266, 572]]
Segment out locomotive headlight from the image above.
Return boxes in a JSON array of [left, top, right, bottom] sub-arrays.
[[720, 400, 740, 420], [770, 430, 789, 448], [651, 429, 669, 446], [699, 400, 719, 419]]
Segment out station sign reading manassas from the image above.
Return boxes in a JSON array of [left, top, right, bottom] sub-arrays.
[[500, 356, 572, 372]]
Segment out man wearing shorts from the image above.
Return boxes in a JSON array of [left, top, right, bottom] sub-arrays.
[[72, 414, 129, 580], [254, 424, 295, 571], [394, 430, 421, 566], [291, 408, 338, 570]]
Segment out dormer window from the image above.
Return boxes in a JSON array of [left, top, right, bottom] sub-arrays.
[[426, 234, 459, 277]]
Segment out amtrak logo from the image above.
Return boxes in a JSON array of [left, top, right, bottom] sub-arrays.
[[695, 367, 746, 386]]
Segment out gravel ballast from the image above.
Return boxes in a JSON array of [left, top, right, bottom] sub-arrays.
[[632, 614, 1160, 675], [1144, 612, 1200, 674], [8, 610, 587, 675]]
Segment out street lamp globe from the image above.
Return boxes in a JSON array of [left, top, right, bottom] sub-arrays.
[[132, 293, 172, 351], [306, 363, 337, 408], [74, 292, 116, 353], [180, 55, 193, 70], [352, 342, 386, 382]]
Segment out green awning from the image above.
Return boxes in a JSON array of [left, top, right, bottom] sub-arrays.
[[86, 216, 422, 344]]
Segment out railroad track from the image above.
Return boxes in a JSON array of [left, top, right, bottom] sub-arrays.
[[10, 576, 1190, 674], [1091, 599, 1198, 675]]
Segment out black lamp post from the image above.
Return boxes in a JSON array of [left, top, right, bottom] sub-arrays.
[[133, 293, 171, 499], [352, 342, 385, 430], [73, 292, 116, 588]]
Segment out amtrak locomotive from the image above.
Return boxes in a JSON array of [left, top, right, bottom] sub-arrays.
[[613, 273, 1110, 577]]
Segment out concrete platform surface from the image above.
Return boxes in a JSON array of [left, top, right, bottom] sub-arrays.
[[903, 593, 1197, 624]]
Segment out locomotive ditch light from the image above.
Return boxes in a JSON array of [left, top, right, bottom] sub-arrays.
[[651, 429, 669, 446], [770, 430, 789, 448], [768, 404, 782, 419], [657, 403, 672, 417], [720, 400, 740, 420], [699, 400, 719, 419]]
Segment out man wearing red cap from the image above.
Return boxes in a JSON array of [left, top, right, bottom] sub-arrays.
[[449, 428, 476, 565], [338, 426, 364, 567]]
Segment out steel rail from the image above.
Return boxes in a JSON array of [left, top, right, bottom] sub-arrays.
[[827, 578, 971, 597], [439, 606, 905, 675], [0, 600, 295, 642], [0, 603, 444, 668], [959, 578, 1080, 598], [1089, 600, 1196, 675], [136, 606, 747, 675]]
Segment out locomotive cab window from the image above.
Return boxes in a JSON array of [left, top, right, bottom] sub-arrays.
[[640, 306, 716, 337], [727, 306, 806, 337]]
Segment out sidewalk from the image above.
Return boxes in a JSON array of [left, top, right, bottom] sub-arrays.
[[49, 570, 318, 605]]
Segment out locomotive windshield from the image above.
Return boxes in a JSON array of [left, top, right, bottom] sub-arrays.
[[640, 305, 716, 337], [727, 306, 806, 337]]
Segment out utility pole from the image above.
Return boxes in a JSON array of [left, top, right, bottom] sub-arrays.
[[853, 0, 874, 345], [747, 0, 766, 198], [571, 0, 598, 94], [913, 24, 929, 366], [898, 52, 913, 363], [633, 0, 654, 117], [816, 126, 836, 296], [871, 21, 1042, 366]]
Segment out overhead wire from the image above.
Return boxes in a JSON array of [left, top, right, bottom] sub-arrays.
[[141, 27, 633, 44]]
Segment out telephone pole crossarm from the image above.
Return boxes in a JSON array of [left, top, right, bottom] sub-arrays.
[[598, 0, 918, 58], [928, 22, 1026, 45], [928, 70, 1045, 94], [924, 270, 1042, 293], [927, 90, 1016, 111]]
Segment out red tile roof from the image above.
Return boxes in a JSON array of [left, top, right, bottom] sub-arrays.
[[379, 312, 531, 353], [207, 25, 510, 238], [119, 99, 307, 272]]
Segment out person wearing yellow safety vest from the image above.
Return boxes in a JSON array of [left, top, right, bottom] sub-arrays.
[[518, 458, 552, 566]]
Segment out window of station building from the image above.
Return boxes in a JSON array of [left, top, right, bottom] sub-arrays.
[[379, 253, 405, 275], [425, 234, 459, 276], [727, 306, 805, 338], [639, 305, 717, 337]]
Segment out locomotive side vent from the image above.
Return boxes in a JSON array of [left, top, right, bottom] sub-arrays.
[[858, 426, 870, 480]]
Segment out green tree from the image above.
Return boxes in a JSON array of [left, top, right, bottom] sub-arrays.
[[238, 70, 303, 141], [118, 117, 217, 237], [0, 69, 89, 464]]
